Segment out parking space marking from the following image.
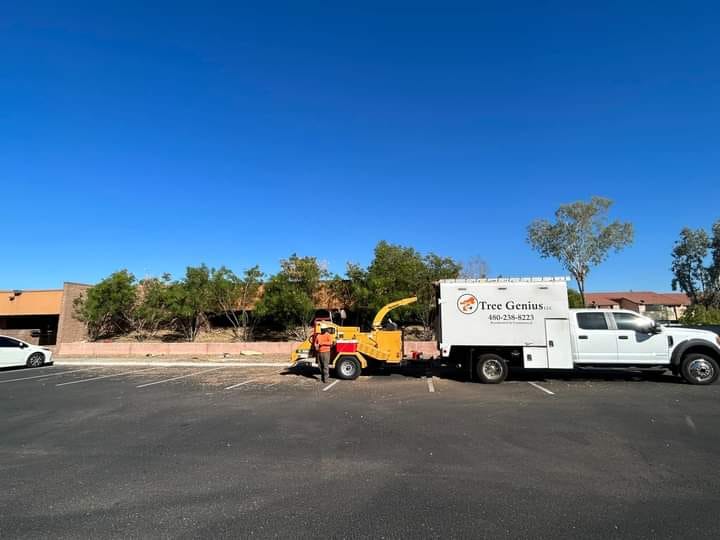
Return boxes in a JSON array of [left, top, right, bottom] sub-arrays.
[[0, 367, 102, 384], [136, 367, 226, 388], [57, 367, 160, 386], [225, 379, 257, 390], [322, 380, 339, 392], [528, 381, 555, 395], [425, 376, 436, 393]]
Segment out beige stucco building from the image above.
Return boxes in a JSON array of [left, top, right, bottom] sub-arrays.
[[0, 283, 90, 346], [584, 291, 690, 322]]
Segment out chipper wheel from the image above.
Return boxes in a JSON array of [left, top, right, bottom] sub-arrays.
[[334, 355, 361, 380]]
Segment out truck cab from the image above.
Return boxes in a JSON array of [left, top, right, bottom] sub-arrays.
[[571, 309, 668, 365], [570, 308, 720, 384]]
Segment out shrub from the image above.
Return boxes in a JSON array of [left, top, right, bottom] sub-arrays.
[[680, 305, 720, 325], [73, 270, 137, 341]]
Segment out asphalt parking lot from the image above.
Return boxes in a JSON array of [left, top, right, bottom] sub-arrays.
[[2, 362, 720, 539]]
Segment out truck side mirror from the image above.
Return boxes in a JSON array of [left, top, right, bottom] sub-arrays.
[[650, 323, 663, 334]]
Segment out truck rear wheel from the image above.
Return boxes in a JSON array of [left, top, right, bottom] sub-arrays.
[[335, 355, 361, 380], [681, 353, 719, 385], [476, 354, 508, 384]]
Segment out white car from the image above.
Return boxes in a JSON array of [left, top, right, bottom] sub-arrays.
[[0, 335, 53, 368]]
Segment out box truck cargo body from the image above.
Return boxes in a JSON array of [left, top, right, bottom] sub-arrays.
[[437, 277, 573, 372]]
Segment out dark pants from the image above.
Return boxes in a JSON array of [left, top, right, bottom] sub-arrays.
[[318, 352, 331, 382]]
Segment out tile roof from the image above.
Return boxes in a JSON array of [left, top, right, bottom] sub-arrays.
[[585, 291, 691, 307]]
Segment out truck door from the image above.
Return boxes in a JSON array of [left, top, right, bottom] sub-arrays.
[[573, 312, 618, 364], [611, 312, 669, 364], [545, 318, 573, 369]]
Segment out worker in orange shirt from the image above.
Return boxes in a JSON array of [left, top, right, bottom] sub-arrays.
[[314, 328, 333, 383]]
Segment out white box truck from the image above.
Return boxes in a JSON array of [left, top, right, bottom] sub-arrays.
[[436, 278, 720, 385]]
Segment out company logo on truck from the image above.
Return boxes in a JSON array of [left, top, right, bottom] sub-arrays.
[[457, 294, 549, 316], [457, 294, 479, 314]]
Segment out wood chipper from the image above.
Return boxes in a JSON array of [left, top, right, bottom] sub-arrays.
[[290, 297, 418, 380]]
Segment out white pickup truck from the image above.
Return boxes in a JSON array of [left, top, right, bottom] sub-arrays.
[[436, 278, 720, 385]]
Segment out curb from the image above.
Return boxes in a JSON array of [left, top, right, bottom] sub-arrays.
[[55, 361, 292, 368]]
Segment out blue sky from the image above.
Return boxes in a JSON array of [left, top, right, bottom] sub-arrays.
[[2, 1, 718, 292]]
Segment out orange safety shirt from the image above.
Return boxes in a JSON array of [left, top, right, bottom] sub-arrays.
[[315, 333, 334, 353]]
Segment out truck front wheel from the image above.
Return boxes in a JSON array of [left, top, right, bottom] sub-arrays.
[[476, 354, 508, 384], [681, 354, 719, 385]]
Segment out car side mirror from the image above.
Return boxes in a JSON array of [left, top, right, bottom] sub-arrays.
[[650, 323, 662, 334], [19, 342, 28, 348]]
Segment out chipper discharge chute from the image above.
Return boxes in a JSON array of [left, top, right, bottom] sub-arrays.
[[290, 297, 418, 380]]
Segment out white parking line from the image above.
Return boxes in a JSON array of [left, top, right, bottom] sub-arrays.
[[425, 376, 436, 393], [0, 367, 103, 384], [57, 367, 160, 386], [136, 367, 226, 388], [528, 381, 555, 395], [322, 380, 339, 392], [225, 379, 257, 390]]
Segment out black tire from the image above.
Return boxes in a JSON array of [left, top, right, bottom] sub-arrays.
[[334, 355, 361, 380], [26, 352, 45, 368], [680, 353, 719, 385], [475, 353, 508, 384]]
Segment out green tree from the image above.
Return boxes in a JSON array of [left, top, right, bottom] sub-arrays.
[[345, 241, 461, 334], [680, 304, 720, 325], [133, 274, 172, 340], [73, 270, 137, 341], [364, 241, 426, 314], [166, 265, 214, 341], [281, 254, 326, 297], [237, 266, 264, 341], [671, 220, 720, 307], [711, 221, 720, 291], [255, 255, 327, 338], [567, 288, 584, 308], [417, 253, 462, 337], [326, 273, 358, 324], [208, 266, 264, 341], [527, 196, 634, 305]]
